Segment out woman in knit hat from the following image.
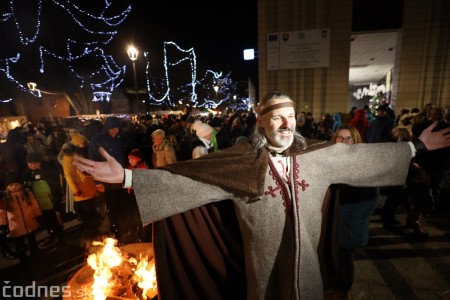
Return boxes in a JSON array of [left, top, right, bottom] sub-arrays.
[[192, 123, 215, 159], [191, 119, 203, 135]]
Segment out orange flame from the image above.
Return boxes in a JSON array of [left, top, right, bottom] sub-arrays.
[[85, 238, 157, 300]]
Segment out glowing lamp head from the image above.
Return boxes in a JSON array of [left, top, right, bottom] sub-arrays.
[[127, 46, 139, 61], [27, 82, 37, 91]]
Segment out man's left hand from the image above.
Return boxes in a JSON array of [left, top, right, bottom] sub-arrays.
[[418, 121, 450, 151]]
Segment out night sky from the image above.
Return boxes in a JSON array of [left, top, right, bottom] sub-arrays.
[[110, 0, 403, 89], [112, 0, 258, 89], [0, 0, 403, 100]]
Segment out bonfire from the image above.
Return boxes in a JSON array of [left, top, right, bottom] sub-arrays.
[[65, 238, 157, 300]]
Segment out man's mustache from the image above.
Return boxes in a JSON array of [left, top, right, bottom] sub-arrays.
[[277, 128, 294, 133]]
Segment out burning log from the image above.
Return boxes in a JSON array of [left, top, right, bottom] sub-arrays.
[[65, 239, 157, 300]]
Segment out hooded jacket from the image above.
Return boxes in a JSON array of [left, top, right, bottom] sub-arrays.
[[88, 117, 128, 167]]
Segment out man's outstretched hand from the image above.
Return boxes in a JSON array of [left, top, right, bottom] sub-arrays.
[[73, 147, 124, 183], [418, 121, 450, 151]]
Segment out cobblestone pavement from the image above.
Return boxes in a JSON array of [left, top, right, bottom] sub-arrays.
[[351, 209, 450, 300], [1, 207, 449, 300]]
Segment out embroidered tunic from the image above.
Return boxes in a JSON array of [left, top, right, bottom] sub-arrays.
[[132, 142, 412, 299]]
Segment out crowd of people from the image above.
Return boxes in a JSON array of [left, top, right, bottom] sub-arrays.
[[0, 96, 449, 299], [0, 109, 259, 262], [305, 104, 450, 233], [72, 92, 449, 300]]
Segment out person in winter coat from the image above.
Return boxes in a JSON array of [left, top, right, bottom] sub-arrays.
[[192, 123, 215, 158], [0, 170, 42, 262], [23, 152, 65, 246], [332, 112, 342, 133], [57, 127, 82, 213], [0, 128, 27, 177], [151, 129, 177, 168], [88, 117, 136, 245], [57, 127, 81, 165], [325, 125, 378, 300], [366, 105, 395, 143], [349, 109, 370, 142], [125, 148, 149, 241], [62, 135, 102, 243]]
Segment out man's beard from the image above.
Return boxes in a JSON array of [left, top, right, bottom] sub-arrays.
[[251, 125, 307, 153], [268, 127, 295, 148]]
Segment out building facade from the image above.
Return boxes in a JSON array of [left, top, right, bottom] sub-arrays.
[[257, 0, 449, 118]]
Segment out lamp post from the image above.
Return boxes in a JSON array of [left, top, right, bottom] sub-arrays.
[[127, 45, 139, 115], [213, 85, 219, 106]]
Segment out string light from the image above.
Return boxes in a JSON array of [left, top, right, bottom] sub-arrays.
[[1, 0, 130, 102], [2, 1, 240, 109], [353, 83, 387, 113], [93, 91, 112, 102], [145, 41, 237, 109], [353, 83, 386, 100]]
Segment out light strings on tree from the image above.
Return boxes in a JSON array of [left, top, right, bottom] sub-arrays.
[[145, 41, 238, 109], [2, 1, 243, 110], [0, 0, 130, 102], [352, 83, 387, 113]]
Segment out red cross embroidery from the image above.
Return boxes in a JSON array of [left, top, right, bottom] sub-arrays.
[[298, 179, 309, 191], [265, 185, 281, 198]]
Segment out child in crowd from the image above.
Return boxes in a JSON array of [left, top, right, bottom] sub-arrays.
[[23, 152, 65, 247], [127, 148, 149, 171], [0, 170, 43, 262], [126, 149, 149, 242]]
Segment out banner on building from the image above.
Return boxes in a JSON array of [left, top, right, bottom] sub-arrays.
[[267, 28, 330, 70]]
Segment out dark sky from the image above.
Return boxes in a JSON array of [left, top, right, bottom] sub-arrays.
[[0, 0, 403, 101], [110, 0, 403, 91], [112, 0, 258, 89]]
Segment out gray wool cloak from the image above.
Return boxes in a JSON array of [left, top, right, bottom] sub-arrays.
[[132, 141, 412, 300]]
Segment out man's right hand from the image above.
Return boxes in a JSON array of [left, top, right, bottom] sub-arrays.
[[72, 147, 124, 184]]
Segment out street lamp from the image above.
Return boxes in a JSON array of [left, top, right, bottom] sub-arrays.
[[127, 45, 139, 115], [213, 85, 219, 104]]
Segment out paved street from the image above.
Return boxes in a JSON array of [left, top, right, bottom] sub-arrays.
[[352, 208, 450, 300], [1, 206, 449, 299], [0, 216, 86, 300]]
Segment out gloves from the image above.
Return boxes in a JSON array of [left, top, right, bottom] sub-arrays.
[[0, 225, 9, 236]]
